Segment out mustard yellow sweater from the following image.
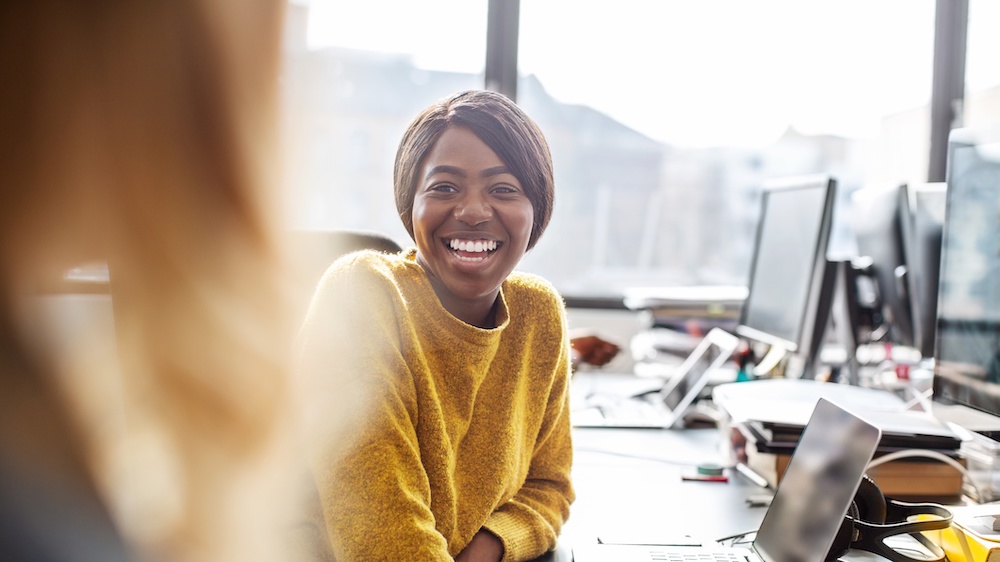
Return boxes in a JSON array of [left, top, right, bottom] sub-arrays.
[[297, 249, 575, 562]]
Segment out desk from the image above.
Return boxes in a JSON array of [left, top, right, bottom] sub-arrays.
[[542, 427, 771, 561]]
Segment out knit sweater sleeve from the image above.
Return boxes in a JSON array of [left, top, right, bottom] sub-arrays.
[[297, 254, 453, 561], [483, 279, 575, 562]]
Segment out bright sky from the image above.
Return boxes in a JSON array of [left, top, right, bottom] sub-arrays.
[[304, 0, 1000, 148]]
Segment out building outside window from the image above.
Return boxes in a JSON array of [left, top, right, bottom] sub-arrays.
[[281, 0, 1000, 300]]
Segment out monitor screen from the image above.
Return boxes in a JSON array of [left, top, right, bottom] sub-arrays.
[[933, 126, 1000, 418], [900, 183, 947, 359], [852, 184, 916, 348], [737, 175, 837, 366]]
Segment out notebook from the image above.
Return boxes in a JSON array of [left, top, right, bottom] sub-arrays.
[[571, 328, 740, 429], [572, 398, 883, 562]]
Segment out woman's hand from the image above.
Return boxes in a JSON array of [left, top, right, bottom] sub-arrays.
[[454, 529, 504, 562]]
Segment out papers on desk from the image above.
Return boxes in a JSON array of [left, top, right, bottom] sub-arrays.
[[624, 286, 746, 334], [713, 378, 908, 424], [717, 379, 966, 501], [745, 409, 963, 452], [622, 285, 748, 310], [714, 379, 962, 451]]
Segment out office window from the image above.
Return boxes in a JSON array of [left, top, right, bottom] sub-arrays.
[[279, 1, 1000, 300], [965, 0, 1000, 127], [517, 0, 939, 296], [281, 0, 487, 240]]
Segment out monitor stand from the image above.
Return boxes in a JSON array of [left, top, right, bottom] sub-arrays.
[[752, 343, 787, 377], [802, 258, 864, 383]]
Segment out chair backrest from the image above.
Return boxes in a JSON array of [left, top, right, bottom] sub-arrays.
[[291, 229, 403, 286]]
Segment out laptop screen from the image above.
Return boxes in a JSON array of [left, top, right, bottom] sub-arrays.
[[658, 328, 738, 413], [752, 398, 882, 562]]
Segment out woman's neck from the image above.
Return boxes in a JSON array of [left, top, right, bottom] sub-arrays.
[[438, 292, 499, 329], [423, 281, 499, 328]]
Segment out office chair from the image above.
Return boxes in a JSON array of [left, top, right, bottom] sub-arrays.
[[291, 229, 404, 287]]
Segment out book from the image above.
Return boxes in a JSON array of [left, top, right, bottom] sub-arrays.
[[925, 504, 1000, 562], [743, 440, 965, 500]]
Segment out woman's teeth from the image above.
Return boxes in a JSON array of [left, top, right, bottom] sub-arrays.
[[449, 239, 498, 253]]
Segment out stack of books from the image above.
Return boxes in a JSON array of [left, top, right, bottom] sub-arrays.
[[623, 286, 746, 334], [735, 408, 965, 502]]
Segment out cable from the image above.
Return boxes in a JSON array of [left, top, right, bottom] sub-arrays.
[[714, 530, 757, 547], [866, 448, 985, 502], [898, 387, 933, 411]]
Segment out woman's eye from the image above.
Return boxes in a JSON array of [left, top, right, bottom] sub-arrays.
[[492, 185, 518, 194], [429, 183, 457, 193]]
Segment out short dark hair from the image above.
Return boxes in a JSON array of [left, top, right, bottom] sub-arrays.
[[393, 90, 555, 250]]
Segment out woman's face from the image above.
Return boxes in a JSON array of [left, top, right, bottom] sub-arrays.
[[412, 126, 534, 323]]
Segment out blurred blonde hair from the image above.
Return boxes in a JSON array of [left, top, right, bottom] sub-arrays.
[[1, 1, 301, 560]]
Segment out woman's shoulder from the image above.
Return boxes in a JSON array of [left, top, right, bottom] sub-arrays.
[[320, 249, 412, 285], [504, 271, 564, 307], [310, 250, 419, 307], [303, 250, 425, 330]]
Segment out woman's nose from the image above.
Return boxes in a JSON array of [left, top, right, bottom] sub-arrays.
[[454, 194, 493, 225]]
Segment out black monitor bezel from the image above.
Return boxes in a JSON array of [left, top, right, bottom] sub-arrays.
[[737, 175, 838, 360], [852, 183, 916, 348], [899, 182, 947, 359], [933, 125, 1000, 418]]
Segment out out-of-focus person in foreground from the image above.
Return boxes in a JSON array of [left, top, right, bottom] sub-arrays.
[[0, 1, 303, 561], [297, 90, 575, 562]]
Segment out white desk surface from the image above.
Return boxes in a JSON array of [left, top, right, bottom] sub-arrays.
[[551, 426, 770, 561]]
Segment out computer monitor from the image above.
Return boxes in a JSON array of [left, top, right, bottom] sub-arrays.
[[852, 184, 916, 348], [932, 125, 1000, 421], [899, 182, 947, 359], [737, 175, 838, 379]]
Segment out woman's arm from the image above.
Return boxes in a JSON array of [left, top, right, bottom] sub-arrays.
[[297, 261, 454, 561], [482, 323, 575, 561]]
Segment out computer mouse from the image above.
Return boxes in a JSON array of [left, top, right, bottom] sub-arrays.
[[682, 404, 721, 428]]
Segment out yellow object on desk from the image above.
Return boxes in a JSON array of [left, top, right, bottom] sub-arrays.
[[925, 504, 1000, 562]]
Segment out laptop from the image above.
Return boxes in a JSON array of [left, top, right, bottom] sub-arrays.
[[571, 328, 740, 429], [573, 398, 883, 562]]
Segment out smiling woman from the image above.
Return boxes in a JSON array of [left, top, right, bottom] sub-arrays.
[[411, 126, 536, 326], [296, 90, 573, 562]]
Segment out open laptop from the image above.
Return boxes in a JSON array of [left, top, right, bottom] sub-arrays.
[[571, 328, 740, 429], [573, 398, 883, 562]]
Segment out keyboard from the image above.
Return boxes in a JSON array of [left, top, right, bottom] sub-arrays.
[[648, 551, 748, 562], [572, 393, 677, 428]]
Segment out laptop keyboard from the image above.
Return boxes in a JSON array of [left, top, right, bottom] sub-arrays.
[[573, 394, 672, 428], [648, 551, 748, 562], [598, 396, 664, 423]]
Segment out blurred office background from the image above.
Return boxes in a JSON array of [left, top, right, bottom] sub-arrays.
[[280, 0, 999, 300]]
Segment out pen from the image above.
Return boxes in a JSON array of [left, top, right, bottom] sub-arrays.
[[682, 474, 729, 483], [735, 462, 769, 488]]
